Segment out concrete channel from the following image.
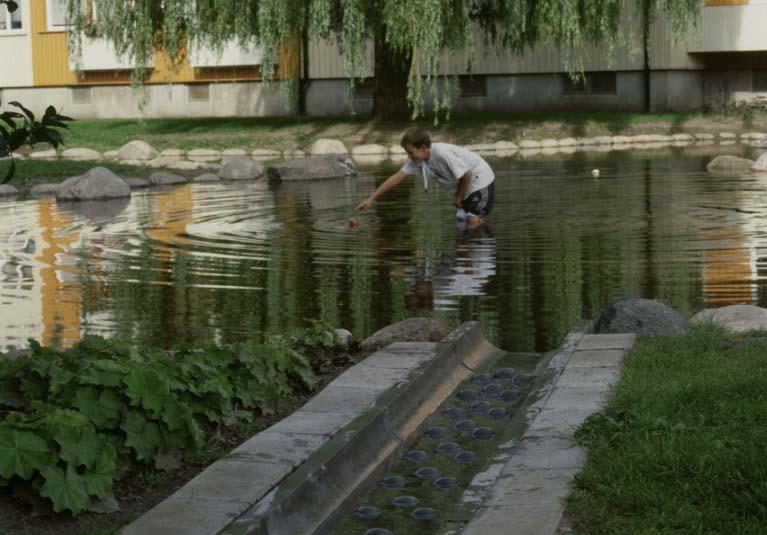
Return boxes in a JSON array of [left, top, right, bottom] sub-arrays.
[[120, 322, 635, 535]]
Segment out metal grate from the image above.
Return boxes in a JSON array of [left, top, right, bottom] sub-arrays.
[[187, 84, 210, 102], [70, 87, 92, 105]]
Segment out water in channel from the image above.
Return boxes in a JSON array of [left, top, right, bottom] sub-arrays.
[[1, 145, 764, 353]]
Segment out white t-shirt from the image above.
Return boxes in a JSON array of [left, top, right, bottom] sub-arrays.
[[400, 142, 494, 196]]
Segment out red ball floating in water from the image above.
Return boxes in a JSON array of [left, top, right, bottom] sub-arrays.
[[348, 218, 359, 228]]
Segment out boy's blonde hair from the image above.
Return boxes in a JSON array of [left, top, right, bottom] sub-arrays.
[[400, 127, 431, 149]]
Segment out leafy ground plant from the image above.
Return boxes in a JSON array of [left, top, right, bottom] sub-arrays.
[[567, 324, 767, 534], [0, 334, 319, 516]]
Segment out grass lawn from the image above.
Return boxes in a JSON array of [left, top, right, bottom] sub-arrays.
[[567, 324, 767, 534], [57, 110, 767, 153]]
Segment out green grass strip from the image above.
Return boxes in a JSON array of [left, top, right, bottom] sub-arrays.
[[568, 324, 767, 534]]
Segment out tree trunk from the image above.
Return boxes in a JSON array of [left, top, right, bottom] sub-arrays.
[[372, 32, 413, 121]]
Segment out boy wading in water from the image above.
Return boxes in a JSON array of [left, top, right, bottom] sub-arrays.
[[354, 127, 495, 225]]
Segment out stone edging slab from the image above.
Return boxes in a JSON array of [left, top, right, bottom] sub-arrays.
[[460, 333, 636, 535], [121, 321, 503, 535]]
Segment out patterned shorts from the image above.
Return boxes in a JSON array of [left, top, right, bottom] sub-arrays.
[[462, 181, 495, 217]]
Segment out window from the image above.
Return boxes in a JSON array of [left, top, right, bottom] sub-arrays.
[[46, 0, 68, 31], [0, 2, 23, 33], [459, 76, 487, 98], [187, 84, 210, 103], [562, 72, 617, 96], [70, 87, 92, 105], [562, 75, 588, 95], [755, 70, 767, 92]]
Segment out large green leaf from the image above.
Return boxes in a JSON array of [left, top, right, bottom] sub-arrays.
[[0, 428, 50, 479], [72, 387, 123, 428], [123, 367, 169, 415], [0, 379, 26, 408], [121, 411, 163, 461], [79, 359, 128, 387], [39, 465, 89, 514], [53, 425, 103, 470], [83, 446, 116, 497]]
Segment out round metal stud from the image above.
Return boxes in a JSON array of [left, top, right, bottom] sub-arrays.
[[434, 476, 460, 489], [493, 367, 516, 380], [435, 442, 461, 455], [500, 389, 522, 404], [381, 475, 406, 488], [471, 373, 493, 385], [470, 400, 492, 415], [457, 389, 480, 403], [454, 419, 477, 434], [414, 466, 441, 479], [472, 427, 496, 440], [443, 407, 466, 420], [355, 506, 382, 519], [405, 450, 429, 462], [482, 383, 504, 398], [412, 507, 437, 520], [391, 495, 419, 507], [488, 407, 509, 421], [512, 373, 532, 389]]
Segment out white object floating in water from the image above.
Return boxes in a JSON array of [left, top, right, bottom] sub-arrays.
[[591, 169, 600, 178]]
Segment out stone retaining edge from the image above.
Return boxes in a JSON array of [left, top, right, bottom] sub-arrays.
[[222, 321, 504, 535]]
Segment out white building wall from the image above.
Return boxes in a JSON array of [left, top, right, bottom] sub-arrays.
[[0, 0, 34, 88]]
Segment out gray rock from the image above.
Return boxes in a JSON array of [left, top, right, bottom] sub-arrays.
[[222, 148, 249, 157], [252, 149, 282, 161], [309, 138, 349, 155], [61, 148, 102, 161], [0, 184, 19, 197], [707, 155, 755, 173], [593, 297, 688, 336], [690, 304, 767, 333], [267, 154, 357, 181], [187, 148, 221, 162], [30, 183, 61, 196], [56, 167, 131, 200], [124, 177, 150, 188], [117, 140, 159, 161], [58, 197, 130, 225], [146, 157, 179, 168], [161, 148, 185, 158], [103, 150, 119, 159], [192, 173, 221, 183], [148, 172, 187, 186], [752, 153, 767, 172], [360, 317, 451, 351], [167, 160, 204, 171], [29, 148, 58, 159], [218, 156, 264, 180], [334, 329, 355, 349]]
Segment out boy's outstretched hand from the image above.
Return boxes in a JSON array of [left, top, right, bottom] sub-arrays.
[[355, 198, 373, 212]]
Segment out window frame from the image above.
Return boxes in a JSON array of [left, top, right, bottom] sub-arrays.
[[46, 0, 70, 32], [0, 0, 25, 36]]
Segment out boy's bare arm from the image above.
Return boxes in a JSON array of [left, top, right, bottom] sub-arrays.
[[454, 170, 473, 208], [355, 170, 409, 212]]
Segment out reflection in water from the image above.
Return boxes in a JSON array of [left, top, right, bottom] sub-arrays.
[[1, 147, 766, 353]]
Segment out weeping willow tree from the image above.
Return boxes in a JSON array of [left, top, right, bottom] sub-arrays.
[[67, 0, 700, 120]]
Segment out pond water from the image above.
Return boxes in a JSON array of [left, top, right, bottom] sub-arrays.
[[1, 146, 765, 353]]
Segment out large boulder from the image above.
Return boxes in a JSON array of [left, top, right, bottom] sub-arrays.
[[148, 172, 187, 186], [309, 138, 349, 155], [117, 140, 159, 161], [267, 154, 357, 181], [56, 167, 131, 200], [61, 148, 102, 161], [690, 304, 767, 332], [593, 297, 689, 336], [753, 153, 767, 172], [218, 156, 264, 180], [58, 197, 130, 225], [0, 184, 18, 197], [360, 318, 451, 351], [707, 155, 755, 174], [30, 183, 61, 197]]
